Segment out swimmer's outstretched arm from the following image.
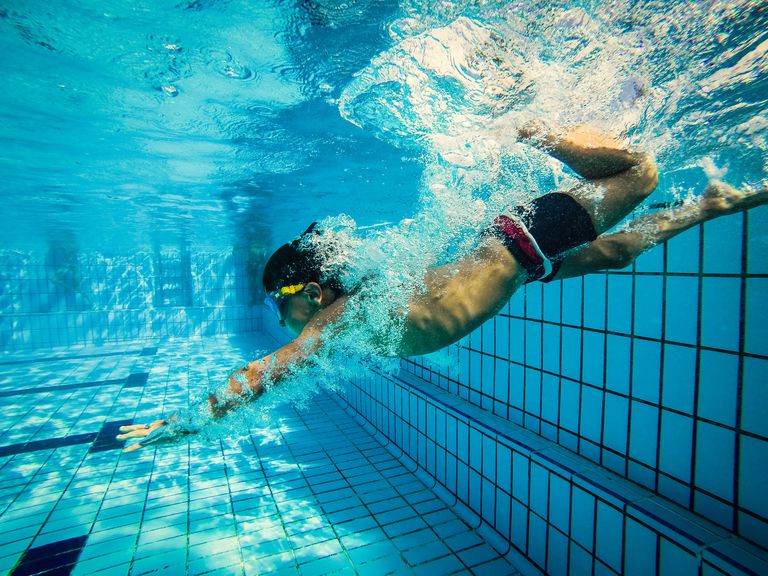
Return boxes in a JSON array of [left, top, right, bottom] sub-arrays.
[[115, 341, 313, 452], [114, 343, 304, 452], [209, 332, 320, 417], [116, 300, 346, 452]]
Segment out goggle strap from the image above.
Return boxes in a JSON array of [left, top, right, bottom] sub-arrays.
[[276, 283, 305, 298]]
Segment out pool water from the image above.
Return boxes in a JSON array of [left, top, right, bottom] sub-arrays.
[[1, 0, 767, 575]]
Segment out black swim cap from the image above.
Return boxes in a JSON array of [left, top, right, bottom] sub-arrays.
[[263, 223, 344, 294]]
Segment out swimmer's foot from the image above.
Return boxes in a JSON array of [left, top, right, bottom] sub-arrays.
[[699, 180, 768, 219]]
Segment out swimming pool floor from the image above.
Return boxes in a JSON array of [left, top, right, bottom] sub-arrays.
[[0, 336, 521, 575]]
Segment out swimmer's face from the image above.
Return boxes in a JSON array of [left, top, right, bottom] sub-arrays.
[[280, 282, 324, 335]]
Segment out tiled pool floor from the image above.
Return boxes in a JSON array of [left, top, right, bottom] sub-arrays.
[[0, 336, 520, 575]]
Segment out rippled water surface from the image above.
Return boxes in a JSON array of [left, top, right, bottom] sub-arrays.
[[0, 0, 418, 250], [0, 0, 766, 256]]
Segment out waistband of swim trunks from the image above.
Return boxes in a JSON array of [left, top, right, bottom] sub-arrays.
[[489, 214, 553, 281]]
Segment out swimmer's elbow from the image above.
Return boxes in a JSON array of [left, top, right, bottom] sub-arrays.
[[265, 339, 314, 381], [226, 364, 264, 400]]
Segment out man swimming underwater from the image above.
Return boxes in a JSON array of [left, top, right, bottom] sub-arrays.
[[118, 122, 768, 451]]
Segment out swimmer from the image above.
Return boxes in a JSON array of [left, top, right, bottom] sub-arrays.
[[117, 122, 768, 451]]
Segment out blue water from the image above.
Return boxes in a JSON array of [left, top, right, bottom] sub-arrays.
[[1, 1, 767, 575]]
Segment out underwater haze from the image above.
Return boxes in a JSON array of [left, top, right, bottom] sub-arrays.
[[0, 0, 422, 251]]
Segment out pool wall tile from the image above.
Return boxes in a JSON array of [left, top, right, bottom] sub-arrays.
[[0, 250, 262, 351], [341, 366, 768, 576]]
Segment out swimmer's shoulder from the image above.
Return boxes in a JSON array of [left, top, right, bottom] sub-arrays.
[[304, 293, 351, 335]]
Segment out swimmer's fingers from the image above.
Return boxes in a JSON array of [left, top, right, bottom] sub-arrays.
[[118, 422, 166, 453], [116, 424, 147, 435], [115, 428, 147, 440], [116, 420, 167, 440], [117, 415, 192, 452]]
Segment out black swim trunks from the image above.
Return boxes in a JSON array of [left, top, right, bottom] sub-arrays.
[[488, 192, 597, 283]]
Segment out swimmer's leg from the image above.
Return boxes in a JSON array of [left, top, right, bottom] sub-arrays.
[[519, 123, 659, 235], [548, 181, 768, 280]]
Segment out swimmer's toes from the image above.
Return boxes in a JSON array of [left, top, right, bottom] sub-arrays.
[[700, 181, 768, 215], [728, 184, 768, 210], [751, 185, 768, 205]]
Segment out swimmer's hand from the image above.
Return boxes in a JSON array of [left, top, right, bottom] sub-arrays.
[[116, 420, 167, 452], [116, 418, 193, 452]]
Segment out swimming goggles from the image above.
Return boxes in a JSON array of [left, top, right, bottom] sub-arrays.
[[264, 283, 305, 325]]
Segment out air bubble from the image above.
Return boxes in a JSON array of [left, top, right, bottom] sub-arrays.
[[211, 52, 256, 81]]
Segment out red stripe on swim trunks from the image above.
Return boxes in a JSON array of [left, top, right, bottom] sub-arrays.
[[493, 215, 543, 267]]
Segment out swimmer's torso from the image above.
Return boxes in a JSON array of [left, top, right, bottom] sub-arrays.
[[400, 237, 524, 356], [307, 238, 525, 358]]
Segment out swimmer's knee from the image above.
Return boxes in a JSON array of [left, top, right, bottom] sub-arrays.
[[632, 154, 658, 200], [596, 237, 638, 269]]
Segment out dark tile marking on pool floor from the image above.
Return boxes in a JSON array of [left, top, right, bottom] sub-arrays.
[[0, 379, 126, 398], [89, 419, 134, 453], [0, 433, 98, 458], [124, 372, 149, 388], [0, 371, 150, 398], [10, 535, 88, 576], [0, 419, 136, 457], [0, 350, 141, 366], [140, 346, 157, 356]]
